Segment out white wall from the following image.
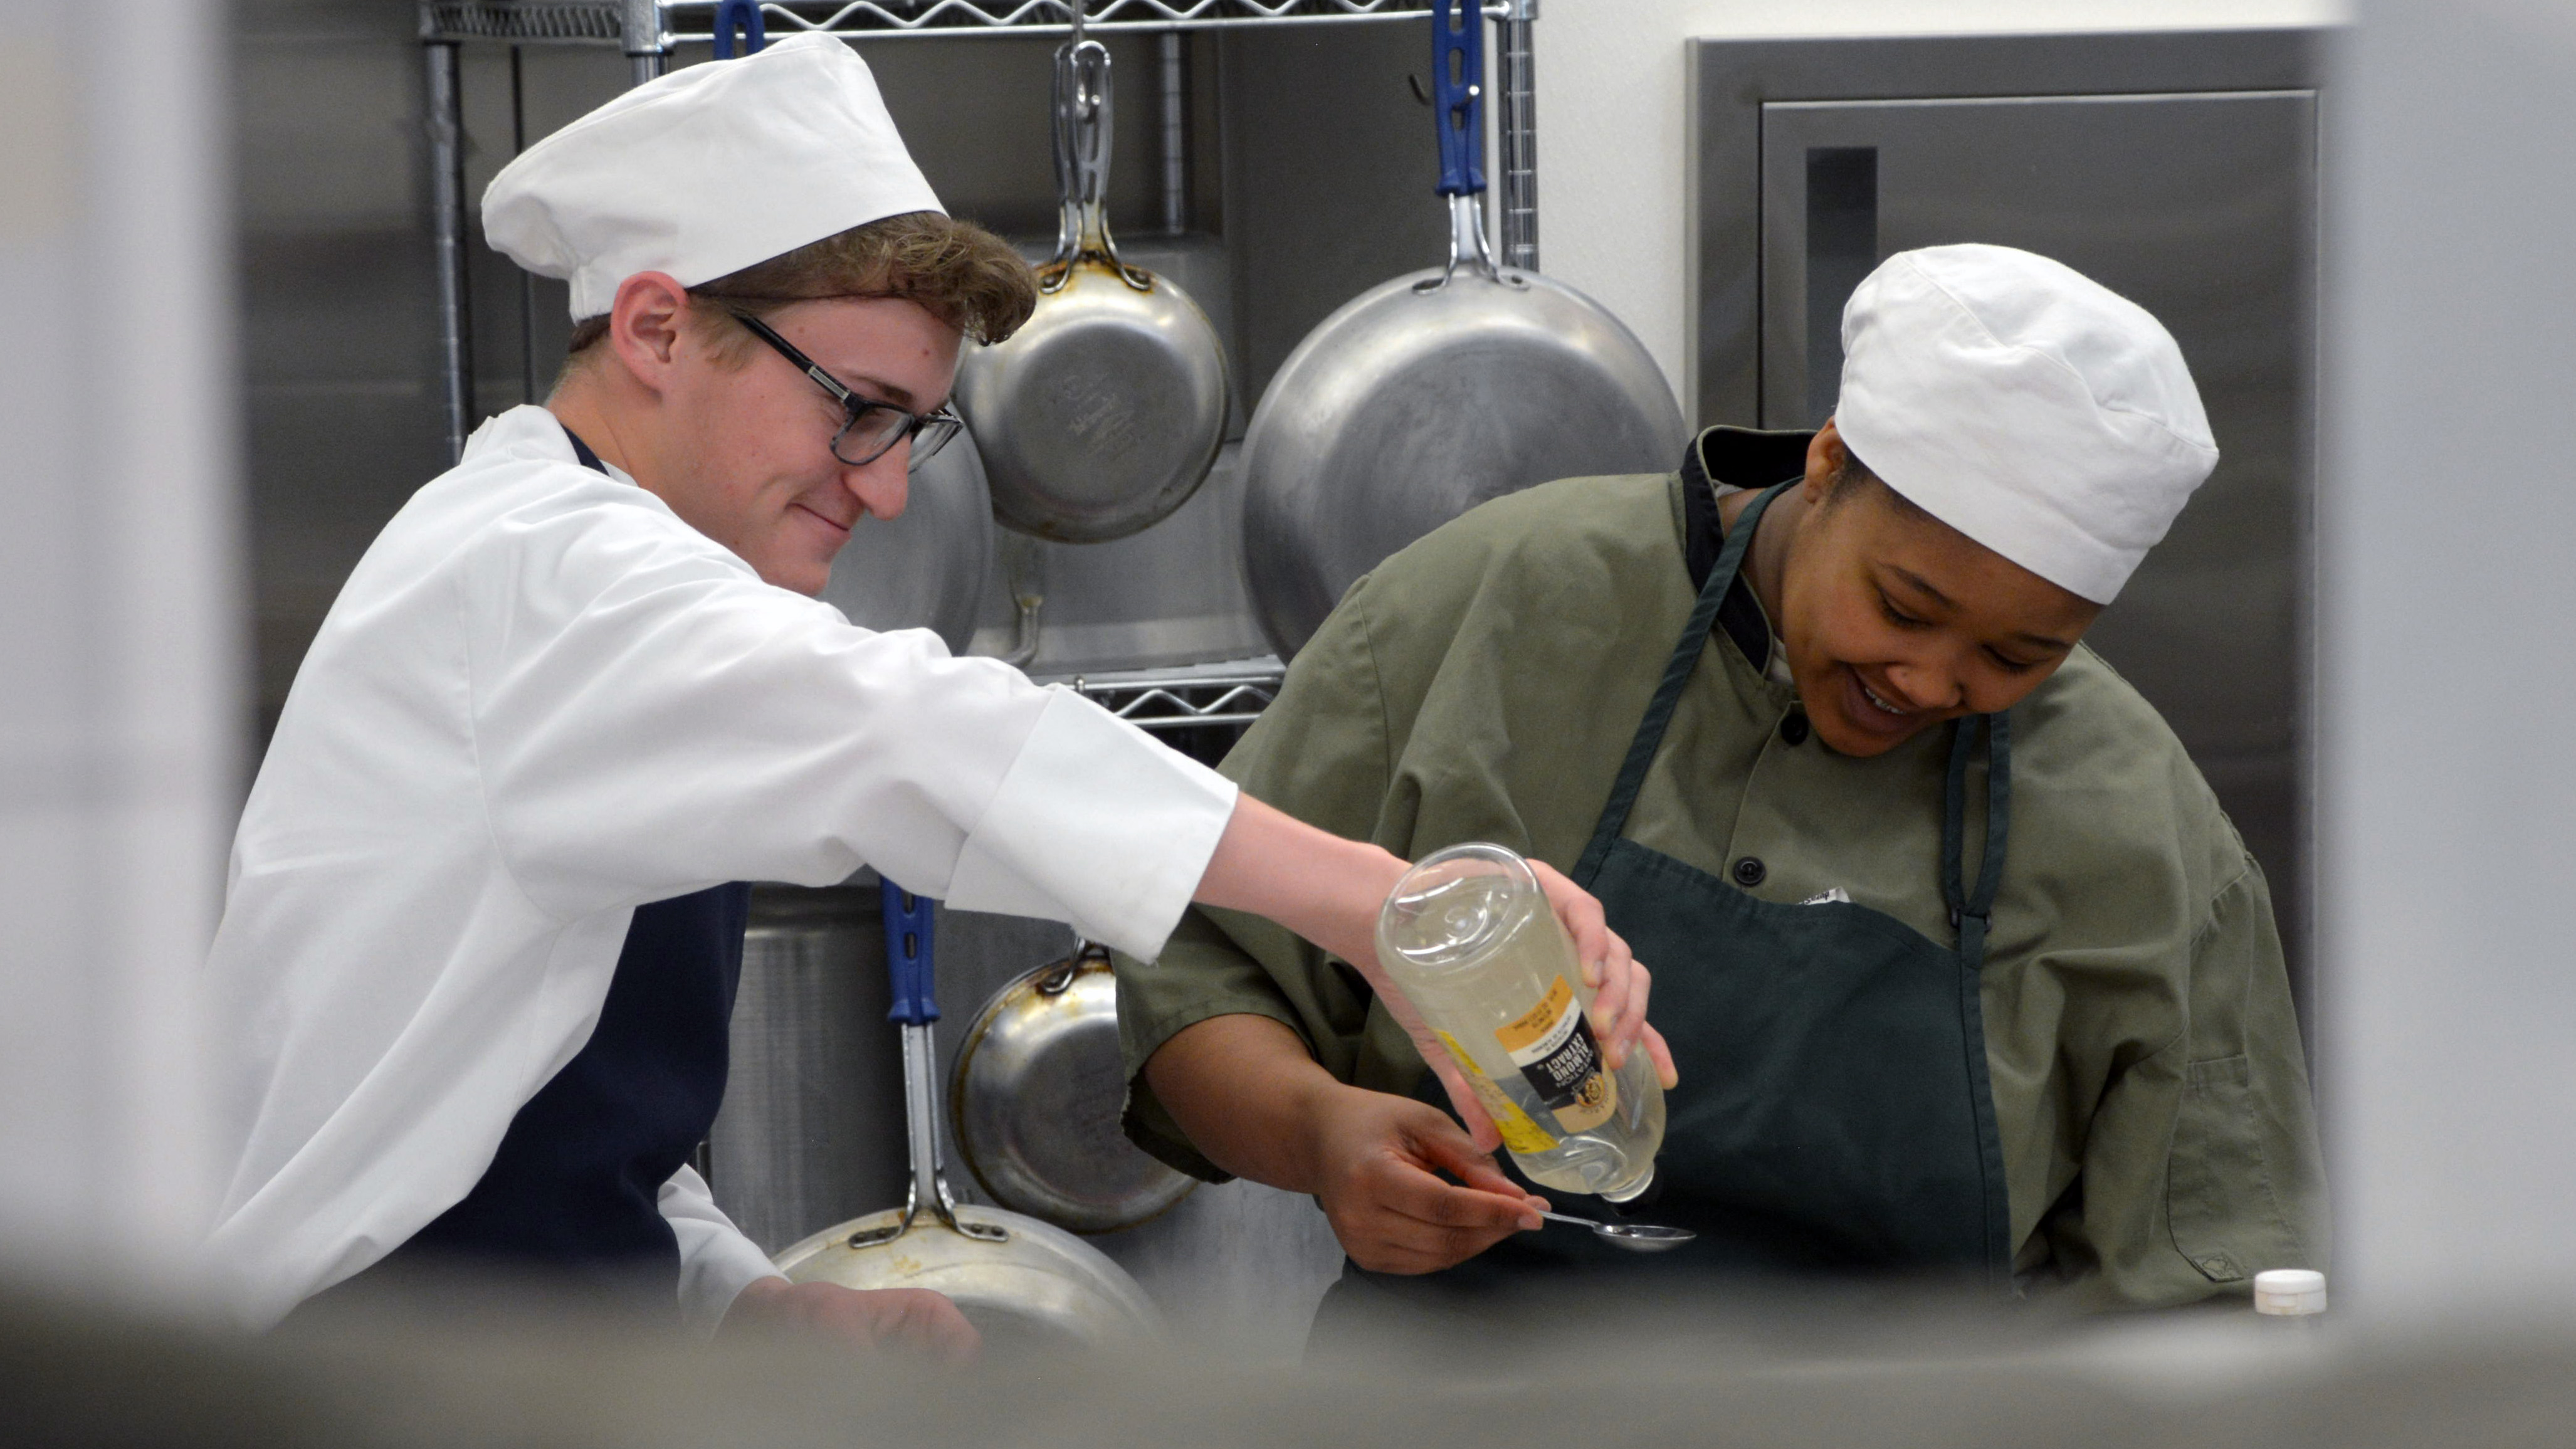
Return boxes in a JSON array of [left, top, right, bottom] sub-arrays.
[[0, 0, 238, 1303], [1533, 0, 2346, 423], [2326, 0, 2576, 1309]]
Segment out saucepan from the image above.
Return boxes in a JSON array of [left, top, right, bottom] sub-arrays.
[[950, 941, 1196, 1235], [952, 3, 1230, 543], [772, 882, 1164, 1351], [1238, 0, 1686, 656]]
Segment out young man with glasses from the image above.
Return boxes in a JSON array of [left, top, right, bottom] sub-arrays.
[[202, 34, 1651, 1354]]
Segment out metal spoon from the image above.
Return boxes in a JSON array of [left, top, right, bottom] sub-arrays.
[[1535, 1208, 1696, 1252]]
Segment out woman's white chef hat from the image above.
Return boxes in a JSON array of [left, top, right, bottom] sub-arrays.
[[1833, 244, 2218, 605], [482, 34, 942, 321]]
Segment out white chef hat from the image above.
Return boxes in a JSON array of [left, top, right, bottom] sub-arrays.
[[1833, 244, 2217, 605], [483, 33, 944, 320]]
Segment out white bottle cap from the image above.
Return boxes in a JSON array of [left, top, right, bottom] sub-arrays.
[[2253, 1268, 2327, 1316]]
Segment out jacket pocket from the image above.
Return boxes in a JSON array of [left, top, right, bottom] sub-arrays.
[[2166, 1054, 2293, 1283]]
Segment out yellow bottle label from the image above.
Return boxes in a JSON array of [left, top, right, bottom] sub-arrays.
[[1437, 1030, 1559, 1154], [1494, 974, 1617, 1134]]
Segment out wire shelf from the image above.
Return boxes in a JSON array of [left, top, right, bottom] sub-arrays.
[[422, 3, 630, 44], [1064, 661, 1285, 734], [665, 1, 1493, 41], [423, 0, 1498, 45]]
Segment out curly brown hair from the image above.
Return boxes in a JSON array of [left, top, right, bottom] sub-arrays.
[[559, 209, 1036, 372]]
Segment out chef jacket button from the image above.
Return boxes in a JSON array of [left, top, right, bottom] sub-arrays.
[[1779, 710, 1809, 746], [1731, 856, 1767, 888]]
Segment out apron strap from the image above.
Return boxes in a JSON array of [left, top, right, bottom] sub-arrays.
[[562, 425, 611, 477], [1942, 710, 2017, 1283], [1574, 478, 1799, 886], [1940, 711, 2014, 971]]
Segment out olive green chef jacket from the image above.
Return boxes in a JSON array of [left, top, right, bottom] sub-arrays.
[[1118, 429, 2327, 1310]]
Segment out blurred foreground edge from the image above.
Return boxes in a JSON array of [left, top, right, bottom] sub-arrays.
[[8, 1270, 2576, 1448]]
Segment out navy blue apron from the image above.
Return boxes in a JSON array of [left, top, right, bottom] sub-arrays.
[[325, 429, 751, 1314], [1314, 478, 2013, 1337]]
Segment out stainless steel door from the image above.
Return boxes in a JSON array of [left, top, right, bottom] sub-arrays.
[[1755, 90, 2316, 996]]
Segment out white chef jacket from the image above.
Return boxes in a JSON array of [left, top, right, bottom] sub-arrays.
[[201, 406, 1238, 1333]]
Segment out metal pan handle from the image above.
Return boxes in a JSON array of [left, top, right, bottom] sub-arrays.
[[873, 877, 1007, 1241], [1038, 1, 1155, 293], [882, 877, 938, 1025], [1067, 43, 1114, 234], [1419, 0, 1508, 290], [1431, 0, 1486, 198], [1051, 26, 1149, 287], [1049, 36, 1084, 261]]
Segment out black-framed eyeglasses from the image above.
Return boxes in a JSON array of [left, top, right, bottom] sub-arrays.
[[730, 310, 965, 469]]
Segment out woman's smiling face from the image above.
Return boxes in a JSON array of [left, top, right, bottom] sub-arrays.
[[1774, 423, 2105, 758]]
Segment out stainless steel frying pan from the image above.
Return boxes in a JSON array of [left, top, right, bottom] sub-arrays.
[[950, 942, 1196, 1235], [1238, 0, 1686, 657], [953, 8, 1229, 544], [773, 883, 1163, 1351]]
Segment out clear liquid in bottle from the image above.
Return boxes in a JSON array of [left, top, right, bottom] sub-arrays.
[[1375, 843, 1666, 1201]]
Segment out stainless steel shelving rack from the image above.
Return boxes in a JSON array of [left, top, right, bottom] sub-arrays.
[[1059, 658, 1285, 734], [416, 0, 1542, 712]]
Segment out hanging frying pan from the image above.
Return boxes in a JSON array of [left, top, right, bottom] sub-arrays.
[[774, 883, 1164, 1351], [949, 942, 1196, 1235], [1238, 0, 1686, 658], [952, 6, 1230, 543]]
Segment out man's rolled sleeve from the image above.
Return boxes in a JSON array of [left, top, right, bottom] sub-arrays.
[[949, 688, 1239, 961]]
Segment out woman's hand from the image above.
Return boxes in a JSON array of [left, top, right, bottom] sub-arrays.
[[1143, 1017, 1544, 1275], [1309, 1084, 1547, 1274], [1528, 859, 1676, 1089]]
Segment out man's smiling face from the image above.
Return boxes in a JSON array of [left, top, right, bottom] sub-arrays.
[[653, 295, 960, 596]]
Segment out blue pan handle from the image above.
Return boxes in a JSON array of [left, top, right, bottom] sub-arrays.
[[882, 876, 938, 1025], [713, 0, 766, 58], [1431, 0, 1485, 197]]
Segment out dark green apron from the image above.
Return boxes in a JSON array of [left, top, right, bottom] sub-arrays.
[[1314, 480, 2014, 1337]]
